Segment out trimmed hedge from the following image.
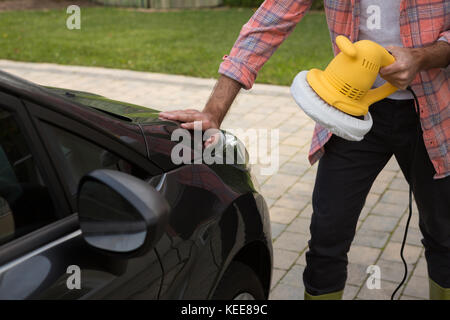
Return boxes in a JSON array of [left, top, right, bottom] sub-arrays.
[[223, 0, 324, 10]]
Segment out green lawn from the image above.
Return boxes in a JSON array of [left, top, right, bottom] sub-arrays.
[[0, 7, 333, 86]]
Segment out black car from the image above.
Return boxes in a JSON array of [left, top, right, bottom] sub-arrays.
[[0, 70, 272, 300]]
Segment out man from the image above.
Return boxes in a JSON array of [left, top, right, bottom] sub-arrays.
[[159, 0, 450, 299]]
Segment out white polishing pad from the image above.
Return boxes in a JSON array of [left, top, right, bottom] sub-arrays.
[[290, 71, 373, 141]]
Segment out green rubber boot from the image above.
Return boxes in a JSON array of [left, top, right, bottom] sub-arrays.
[[429, 278, 450, 300], [304, 290, 343, 300]]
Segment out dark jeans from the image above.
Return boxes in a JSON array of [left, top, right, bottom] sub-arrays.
[[303, 98, 450, 295]]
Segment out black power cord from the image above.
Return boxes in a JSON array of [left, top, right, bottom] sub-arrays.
[[390, 86, 421, 300]]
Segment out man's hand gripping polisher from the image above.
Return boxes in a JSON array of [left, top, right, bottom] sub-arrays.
[[290, 35, 399, 141]]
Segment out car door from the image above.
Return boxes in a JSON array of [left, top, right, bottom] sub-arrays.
[[0, 93, 163, 299]]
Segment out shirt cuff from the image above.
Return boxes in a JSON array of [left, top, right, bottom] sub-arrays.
[[218, 56, 256, 90]]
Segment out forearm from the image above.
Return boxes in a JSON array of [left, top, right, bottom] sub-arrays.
[[203, 75, 242, 126], [417, 40, 450, 71], [219, 0, 311, 90]]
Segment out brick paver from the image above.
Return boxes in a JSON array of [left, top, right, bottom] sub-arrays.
[[0, 60, 429, 300]]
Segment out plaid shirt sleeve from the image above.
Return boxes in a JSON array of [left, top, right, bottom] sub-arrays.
[[438, 30, 450, 42], [219, 0, 313, 89]]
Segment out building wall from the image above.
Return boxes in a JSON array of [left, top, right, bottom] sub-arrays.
[[92, 0, 149, 7], [93, 0, 223, 8], [151, 0, 222, 9]]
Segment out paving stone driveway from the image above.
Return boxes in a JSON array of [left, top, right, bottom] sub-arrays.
[[0, 60, 429, 300]]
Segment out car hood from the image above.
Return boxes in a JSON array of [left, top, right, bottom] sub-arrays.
[[43, 87, 251, 177], [44, 87, 162, 124]]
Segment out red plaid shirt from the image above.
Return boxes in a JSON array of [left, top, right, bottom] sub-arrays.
[[219, 0, 450, 178]]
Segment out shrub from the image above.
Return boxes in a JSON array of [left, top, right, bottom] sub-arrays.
[[223, 0, 324, 10]]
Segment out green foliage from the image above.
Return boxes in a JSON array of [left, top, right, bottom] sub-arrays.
[[0, 7, 332, 86], [224, 0, 324, 10]]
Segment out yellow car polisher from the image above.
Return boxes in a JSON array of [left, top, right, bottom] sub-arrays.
[[290, 35, 399, 141]]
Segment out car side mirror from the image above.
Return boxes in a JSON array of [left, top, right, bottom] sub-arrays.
[[77, 169, 170, 255]]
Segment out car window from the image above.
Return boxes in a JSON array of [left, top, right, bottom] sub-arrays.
[[0, 109, 57, 245], [42, 123, 150, 193]]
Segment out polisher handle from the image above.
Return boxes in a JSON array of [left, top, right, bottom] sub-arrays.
[[336, 35, 357, 58], [364, 82, 398, 106], [381, 49, 396, 67], [364, 50, 398, 106]]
